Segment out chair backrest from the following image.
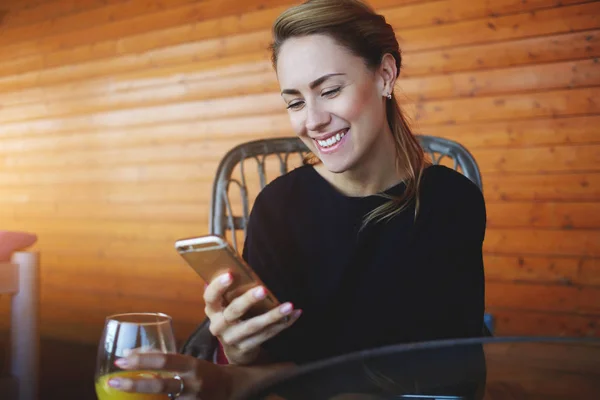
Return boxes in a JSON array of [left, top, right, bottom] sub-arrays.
[[210, 135, 482, 251]]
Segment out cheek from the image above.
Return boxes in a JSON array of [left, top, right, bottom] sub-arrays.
[[339, 85, 377, 124], [288, 112, 306, 135]]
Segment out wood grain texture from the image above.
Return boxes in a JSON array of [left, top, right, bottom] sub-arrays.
[[0, 0, 598, 343]]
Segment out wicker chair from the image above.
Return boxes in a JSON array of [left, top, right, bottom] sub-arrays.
[[180, 135, 491, 361]]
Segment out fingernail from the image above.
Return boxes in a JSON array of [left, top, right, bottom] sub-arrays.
[[292, 309, 302, 319], [253, 286, 266, 299], [108, 378, 122, 388], [220, 273, 232, 286], [279, 303, 293, 315], [114, 358, 128, 368]]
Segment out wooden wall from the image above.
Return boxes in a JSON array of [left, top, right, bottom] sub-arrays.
[[0, 0, 598, 345]]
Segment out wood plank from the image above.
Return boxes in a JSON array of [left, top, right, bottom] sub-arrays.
[[0, 201, 209, 224], [400, 58, 600, 101], [484, 254, 598, 286], [403, 29, 600, 77], [0, 262, 18, 295], [488, 309, 599, 336], [484, 173, 600, 202], [38, 252, 197, 282], [411, 87, 600, 125], [2, 2, 598, 91], [0, 70, 281, 124], [398, 2, 600, 52], [486, 202, 600, 229], [383, 0, 592, 31], [0, 218, 205, 243], [40, 287, 205, 328], [0, 0, 199, 45], [3, 58, 599, 124], [0, 30, 273, 92], [0, 0, 297, 58], [0, 53, 271, 107], [0, 137, 288, 170], [42, 269, 205, 304], [0, 0, 127, 30], [0, 156, 284, 186], [473, 144, 600, 174], [0, 92, 285, 138], [0, 0, 589, 78], [0, 182, 213, 204], [484, 229, 600, 257], [0, 115, 291, 154], [420, 115, 600, 149], [486, 281, 600, 313], [0, 6, 280, 79]]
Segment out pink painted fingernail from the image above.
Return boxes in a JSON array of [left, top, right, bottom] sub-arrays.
[[114, 358, 128, 368], [220, 273, 232, 286], [253, 286, 266, 299], [292, 309, 302, 319], [108, 378, 122, 388], [279, 303, 293, 315]]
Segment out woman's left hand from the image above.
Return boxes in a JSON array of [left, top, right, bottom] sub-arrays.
[[108, 351, 233, 400]]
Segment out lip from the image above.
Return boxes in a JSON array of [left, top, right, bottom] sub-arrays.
[[311, 128, 349, 141], [314, 128, 349, 154]]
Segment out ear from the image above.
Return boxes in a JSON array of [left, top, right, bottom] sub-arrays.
[[378, 53, 398, 97]]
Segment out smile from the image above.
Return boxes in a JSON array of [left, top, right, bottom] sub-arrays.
[[314, 128, 349, 151]]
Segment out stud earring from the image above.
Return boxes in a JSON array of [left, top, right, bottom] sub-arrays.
[[386, 93, 392, 100]]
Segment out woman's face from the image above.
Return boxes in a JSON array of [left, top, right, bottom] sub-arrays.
[[276, 34, 394, 174]]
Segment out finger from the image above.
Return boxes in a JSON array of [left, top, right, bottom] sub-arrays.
[[203, 272, 233, 315], [115, 352, 196, 373], [236, 309, 302, 352], [221, 305, 300, 346], [107, 375, 187, 395], [222, 285, 269, 323], [122, 345, 155, 357]]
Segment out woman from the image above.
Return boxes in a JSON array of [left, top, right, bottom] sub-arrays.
[[108, 0, 486, 398]]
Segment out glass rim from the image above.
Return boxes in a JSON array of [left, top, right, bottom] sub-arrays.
[[105, 312, 172, 325]]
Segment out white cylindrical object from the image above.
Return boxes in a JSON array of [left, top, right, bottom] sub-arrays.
[[10, 251, 40, 400]]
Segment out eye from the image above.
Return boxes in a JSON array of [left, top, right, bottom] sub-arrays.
[[287, 100, 305, 111], [322, 87, 341, 98]]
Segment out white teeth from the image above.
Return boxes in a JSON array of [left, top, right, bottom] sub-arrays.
[[317, 130, 347, 148]]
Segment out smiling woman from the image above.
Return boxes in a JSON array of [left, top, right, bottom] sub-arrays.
[[107, 1, 487, 398]]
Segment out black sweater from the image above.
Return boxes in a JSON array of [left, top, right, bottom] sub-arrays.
[[241, 164, 486, 365]]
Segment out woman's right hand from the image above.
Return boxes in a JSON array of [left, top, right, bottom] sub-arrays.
[[204, 272, 302, 365]]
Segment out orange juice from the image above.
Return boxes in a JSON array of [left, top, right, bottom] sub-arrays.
[[95, 370, 172, 400]]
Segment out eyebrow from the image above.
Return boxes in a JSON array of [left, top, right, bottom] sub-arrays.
[[281, 73, 346, 96]]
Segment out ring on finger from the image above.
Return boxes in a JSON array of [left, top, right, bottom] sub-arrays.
[[168, 375, 184, 400]]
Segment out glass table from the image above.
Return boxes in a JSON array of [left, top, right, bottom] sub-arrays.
[[239, 337, 600, 400]]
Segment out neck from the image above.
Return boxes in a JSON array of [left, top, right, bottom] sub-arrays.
[[317, 125, 405, 197]]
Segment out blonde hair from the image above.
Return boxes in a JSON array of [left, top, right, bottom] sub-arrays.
[[270, 0, 427, 225]]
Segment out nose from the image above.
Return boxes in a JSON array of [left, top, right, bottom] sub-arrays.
[[305, 102, 331, 132]]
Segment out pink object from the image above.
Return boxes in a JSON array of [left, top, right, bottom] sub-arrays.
[[216, 341, 229, 365], [0, 231, 37, 262]]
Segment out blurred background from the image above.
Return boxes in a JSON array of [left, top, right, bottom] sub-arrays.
[[0, 0, 598, 398]]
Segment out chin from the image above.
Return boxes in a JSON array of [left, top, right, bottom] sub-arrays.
[[319, 158, 352, 174]]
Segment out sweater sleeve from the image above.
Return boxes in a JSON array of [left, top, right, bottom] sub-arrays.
[[413, 173, 487, 340], [241, 189, 297, 307]]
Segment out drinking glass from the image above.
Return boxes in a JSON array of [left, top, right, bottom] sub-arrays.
[[95, 312, 178, 400]]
